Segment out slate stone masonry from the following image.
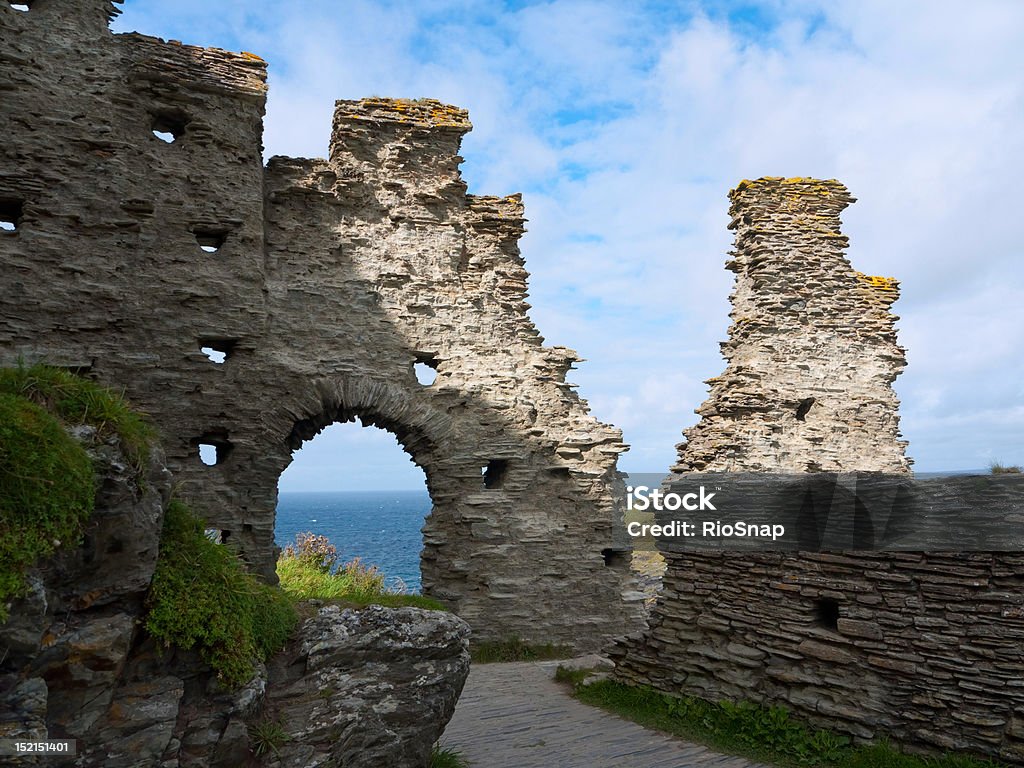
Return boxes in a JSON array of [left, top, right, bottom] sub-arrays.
[[0, 0, 642, 651], [612, 178, 1024, 764]]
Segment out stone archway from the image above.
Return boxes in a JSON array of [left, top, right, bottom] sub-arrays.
[[269, 378, 457, 606], [163, 365, 643, 649]]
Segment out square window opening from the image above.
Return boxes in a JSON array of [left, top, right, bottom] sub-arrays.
[[0, 199, 24, 232], [815, 597, 840, 631], [482, 459, 508, 490]]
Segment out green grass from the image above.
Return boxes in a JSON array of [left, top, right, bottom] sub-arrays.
[[0, 365, 156, 621], [145, 500, 298, 687], [276, 532, 446, 611], [572, 680, 1006, 768], [0, 393, 95, 620], [553, 665, 592, 686], [990, 462, 1022, 474], [470, 637, 575, 664], [430, 744, 470, 768], [0, 363, 153, 470], [249, 718, 291, 758]]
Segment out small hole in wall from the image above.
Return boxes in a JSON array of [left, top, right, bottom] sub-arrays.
[[796, 397, 815, 422], [482, 459, 508, 490], [193, 227, 229, 253], [8, 2, 32, 11], [199, 339, 236, 364], [602, 548, 629, 568], [196, 433, 233, 466], [413, 354, 439, 385], [815, 597, 840, 631], [0, 199, 24, 232], [151, 110, 188, 143]]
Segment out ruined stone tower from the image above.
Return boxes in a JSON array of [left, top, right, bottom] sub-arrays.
[[0, 0, 642, 649], [612, 180, 1024, 763], [673, 177, 911, 474]]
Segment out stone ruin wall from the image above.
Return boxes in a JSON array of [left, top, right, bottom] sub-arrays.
[[0, 0, 643, 650], [672, 177, 911, 475], [612, 179, 1024, 763]]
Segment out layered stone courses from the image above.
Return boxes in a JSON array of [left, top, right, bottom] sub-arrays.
[[613, 178, 1024, 764], [0, 0, 642, 650], [673, 176, 910, 474]]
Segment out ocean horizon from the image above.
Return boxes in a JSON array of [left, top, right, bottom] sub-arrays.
[[276, 490, 431, 593]]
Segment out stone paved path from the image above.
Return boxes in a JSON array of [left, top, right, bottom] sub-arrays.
[[441, 661, 767, 768]]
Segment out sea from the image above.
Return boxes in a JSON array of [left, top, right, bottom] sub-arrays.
[[275, 491, 432, 593]]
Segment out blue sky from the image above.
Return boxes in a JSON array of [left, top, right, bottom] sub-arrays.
[[114, 0, 1024, 490]]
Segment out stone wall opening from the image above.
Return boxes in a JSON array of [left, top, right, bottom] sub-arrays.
[[199, 340, 235, 364], [413, 354, 439, 386], [150, 109, 188, 143], [195, 431, 233, 466], [192, 225, 230, 253], [276, 417, 432, 593], [481, 459, 508, 490], [814, 597, 840, 631], [0, 199, 23, 232]]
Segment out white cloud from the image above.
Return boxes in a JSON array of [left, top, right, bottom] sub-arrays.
[[113, 0, 1024, 483]]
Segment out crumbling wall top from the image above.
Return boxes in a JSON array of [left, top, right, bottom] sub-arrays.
[[121, 34, 268, 98], [336, 97, 472, 131]]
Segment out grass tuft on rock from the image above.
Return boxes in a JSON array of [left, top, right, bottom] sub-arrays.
[[430, 744, 470, 768], [249, 718, 291, 758], [145, 500, 298, 687], [0, 363, 153, 470], [276, 531, 446, 611], [0, 392, 95, 620], [573, 679, 1007, 768]]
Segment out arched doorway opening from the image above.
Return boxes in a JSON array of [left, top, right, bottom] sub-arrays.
[[275, 417, 431, 592]]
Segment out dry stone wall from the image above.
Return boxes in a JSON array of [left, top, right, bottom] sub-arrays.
[[612, 178, 1024, 764], [0, 0, 642, 650]]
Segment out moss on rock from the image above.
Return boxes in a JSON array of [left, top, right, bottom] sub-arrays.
[[145, 500, 298, 687], [0, 392, 95, 620]]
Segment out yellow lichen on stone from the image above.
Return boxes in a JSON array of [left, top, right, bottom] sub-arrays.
[[732, 177, 844, 199], [240, 51, 264, 62], [854, 271, 898, 291]]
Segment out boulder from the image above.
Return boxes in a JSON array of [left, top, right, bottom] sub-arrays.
[[263, 605, 471, 768]]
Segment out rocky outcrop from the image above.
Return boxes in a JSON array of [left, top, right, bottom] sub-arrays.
[[1, 426, 471, 767], [0, 428, 173, 765], [263, 605, 471, 768]]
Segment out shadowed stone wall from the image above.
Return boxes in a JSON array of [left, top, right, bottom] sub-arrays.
[[612, 178, 1024, 763], [0, 0, 643, 650]]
